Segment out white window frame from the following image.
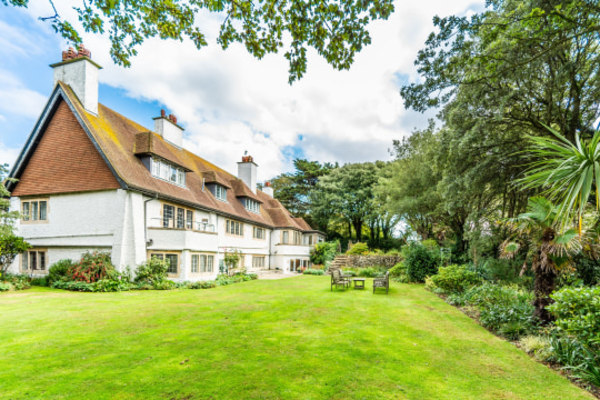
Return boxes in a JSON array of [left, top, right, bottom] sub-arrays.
[[215, 185, 227, 202]]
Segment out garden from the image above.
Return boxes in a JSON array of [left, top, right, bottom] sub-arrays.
[[0, 275, 594, 400]]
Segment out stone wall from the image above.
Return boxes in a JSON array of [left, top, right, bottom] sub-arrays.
[[339, 255, 402, 269]]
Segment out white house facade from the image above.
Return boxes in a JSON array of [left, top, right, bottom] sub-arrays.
[[6, 46, 325, 281]]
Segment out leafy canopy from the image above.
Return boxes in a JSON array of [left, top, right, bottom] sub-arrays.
[[2, 0, 394, 83]]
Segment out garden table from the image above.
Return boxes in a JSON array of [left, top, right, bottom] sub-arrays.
[[352, 278, 366, 290]]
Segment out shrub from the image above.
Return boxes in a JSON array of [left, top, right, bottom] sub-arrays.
[[188, 280, 217, 289], [48, 259, 74, 284], [0, 282, 10, 291], [30, 277, 48, 287], [1, 273, 31, 290], [572, 254, 600, 286], [135, 257, 169, 284], [310, 241, 338, 265], [547, 335, 599, 381], [68, 251, 116, 283], [519, 335, 552, 361], [548, 286, 600, 350], [458, 283, 537, 340], [426, 264, 481, 295], [403, 243, 439, 283], [51, 280, 95, 292], [478, 257, 525, 284], [94, 278, 132, 292], [303, 268, 324, 275], [357, 267, 381, 278], [151, 280, 176, 290], [347, 242, 369, 255]]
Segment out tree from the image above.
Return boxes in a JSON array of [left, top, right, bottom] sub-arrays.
[[311, 162, 380, 241], [0, 164, 19, 237], [223, 249, 242, 276], [379, 125, 441, 241], [0, 235, 31, 275], [401, 0, 600, 142], [0, 164, 31, 274], [522, 126, 600, 232], [3, 0, 394, 83], [270, 159, 334, 230], [501, 197, 582, 323]]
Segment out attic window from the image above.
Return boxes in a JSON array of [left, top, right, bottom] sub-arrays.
[[214, 185, 227, 202], [151, 157, 186, 187], [245, 198, 260, 213]]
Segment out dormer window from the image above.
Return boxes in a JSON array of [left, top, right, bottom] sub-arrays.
[[150, 157, 186, 187], [214, 185, 227, 202], [245, 198, 260, 213]]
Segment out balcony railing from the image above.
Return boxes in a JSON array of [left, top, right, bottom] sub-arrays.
[[150, 218, 216, 233]]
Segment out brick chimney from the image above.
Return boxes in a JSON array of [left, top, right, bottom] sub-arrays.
[[153, 109, 184, 147], [263, 181, 274, 197], [50, 45, 102, 115], [238, 154, 258, 193]]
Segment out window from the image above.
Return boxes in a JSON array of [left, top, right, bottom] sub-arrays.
[[150, 252, 179, 274], [177, 208, 185, 229], [214, 185, 227, 202], [226, 219, 243, 236], [21, 199, 48, 222], [162, 203, 195, 229], [293, 231, 301, 245], [200, 255, 214, 272], [191, 254, 214, 273], [163, 204, 174, 228], [22, 250, 47, 272], [150, 158, 186, 187], [252, 256, 265, 269], [253, 227, 265, 239], [303, 235, 313, 245], [186, 210, 194, 229], [245, 198, 260, 213], [191, 254, 199, 272], [282, 231, 289, 244]]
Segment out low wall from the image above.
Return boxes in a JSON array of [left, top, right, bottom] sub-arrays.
[[339, 255, 402, 269]]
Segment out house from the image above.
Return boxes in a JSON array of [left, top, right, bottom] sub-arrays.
[[5, 46, 325, 280]]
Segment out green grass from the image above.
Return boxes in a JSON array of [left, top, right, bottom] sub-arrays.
[[0, 276, 593, 400]]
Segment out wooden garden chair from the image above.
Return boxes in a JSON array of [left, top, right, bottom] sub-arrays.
[[373, 271, 390, 294]]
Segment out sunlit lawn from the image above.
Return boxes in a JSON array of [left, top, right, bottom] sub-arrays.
[[0, 276, 593, 400]]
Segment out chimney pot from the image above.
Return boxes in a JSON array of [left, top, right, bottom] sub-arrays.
[[160, 109, 166, 118]]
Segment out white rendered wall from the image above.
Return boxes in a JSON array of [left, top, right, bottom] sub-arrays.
[[8, 190, 121, 274], [53, 58, 99, 114]]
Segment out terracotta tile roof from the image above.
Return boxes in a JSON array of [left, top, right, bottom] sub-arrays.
[[200, 171, 232, 189], [57, 81, 316, 231]]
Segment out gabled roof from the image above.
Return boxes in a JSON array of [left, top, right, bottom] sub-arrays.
[[9, 81, 318, 232]]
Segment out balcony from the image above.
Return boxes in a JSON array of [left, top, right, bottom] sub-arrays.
[[148, 218, 218, 251]]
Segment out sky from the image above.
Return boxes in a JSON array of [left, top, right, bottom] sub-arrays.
[[0, 0, 483, 182]]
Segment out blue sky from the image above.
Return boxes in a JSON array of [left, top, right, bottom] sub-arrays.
[[0, 1, 483, 181]]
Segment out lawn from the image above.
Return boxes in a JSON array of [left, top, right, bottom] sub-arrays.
[[0, 276, 593, 400]]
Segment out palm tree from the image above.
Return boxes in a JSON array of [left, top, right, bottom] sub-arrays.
[[521, 126, 600, 233], [501, 197, 581, 323]]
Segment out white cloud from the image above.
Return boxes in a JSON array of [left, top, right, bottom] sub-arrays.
[[0, 70, 47, 119], [0, 140, 20, 169], [10, 0, 482, 180]]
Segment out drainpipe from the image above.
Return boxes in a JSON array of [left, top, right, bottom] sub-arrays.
[[144, 194, 158, 250]]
